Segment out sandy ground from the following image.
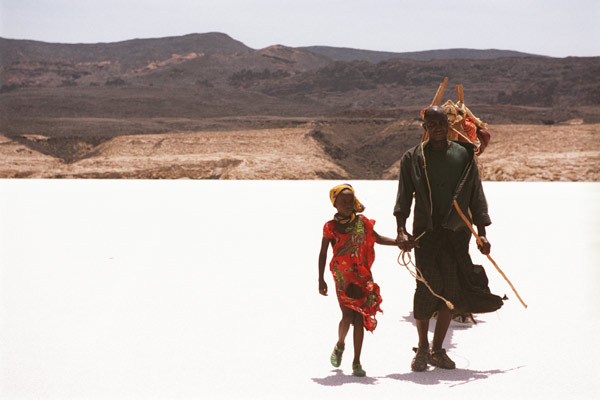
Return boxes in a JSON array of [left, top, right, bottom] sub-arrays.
[[478, 123, 600, 181], [382, 123, 600, 181], [0, 123, 598, 180], [0, 127, 346, 179], [1, 180, 599, 399]]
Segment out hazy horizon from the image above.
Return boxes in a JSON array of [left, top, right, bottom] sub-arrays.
[[0, 31, 554, 59], [1, 0, 599, 58]]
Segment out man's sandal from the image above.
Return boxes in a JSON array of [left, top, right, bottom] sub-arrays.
[[352, 362, 366, 377], [452, 312, 475, 324], [411, 346, 429, 372], [428, 348, 456, 369], [330, 344, 344, 367]]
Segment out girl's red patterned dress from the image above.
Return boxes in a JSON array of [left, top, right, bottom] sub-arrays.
[[323, 215, 383, 332]]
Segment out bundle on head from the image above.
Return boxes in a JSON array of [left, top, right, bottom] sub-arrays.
[[422, 79, 492, 155]]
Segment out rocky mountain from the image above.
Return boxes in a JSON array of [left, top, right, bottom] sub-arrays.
[[0, 33, 252, 68], [0, 33, 598, 181], [260, 57, 600, 109], [1, 32, 599, 127]]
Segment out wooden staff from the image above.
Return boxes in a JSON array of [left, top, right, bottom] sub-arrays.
[[422, 77, 449, 142], [456, 84, 464, 103], [452, 200, 528, 309], [431, 77, 448, 106]]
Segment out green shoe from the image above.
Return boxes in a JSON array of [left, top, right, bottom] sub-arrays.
[[330, 344, 344, 367], [352, 362, 366, 377]]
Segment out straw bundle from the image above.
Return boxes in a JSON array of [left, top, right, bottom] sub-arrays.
[[421, 78, 489, 155]]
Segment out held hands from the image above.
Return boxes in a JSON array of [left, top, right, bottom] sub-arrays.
[[477, 236, 491, 255], [319, 279, 328, 296], [396, 229, 419, 252]]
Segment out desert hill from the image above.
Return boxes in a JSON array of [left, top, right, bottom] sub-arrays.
[[1, 33, 598, 115], [0, 33, 252, 68], [0, 33, 598, 180], [1, 119, 597, 181], [0, 33, 540, 72], [2, 33, 596, 111], [298, 46, 542, 63]]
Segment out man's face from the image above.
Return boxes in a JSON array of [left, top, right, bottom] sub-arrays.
[[423, 115, 449, 143]]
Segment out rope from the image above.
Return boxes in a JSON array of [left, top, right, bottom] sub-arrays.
[[452, 200, 528, 309], [400, 144, 454, 309], [396, 231, 455, 310]]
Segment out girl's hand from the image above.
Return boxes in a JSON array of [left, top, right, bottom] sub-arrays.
[[319, 279, 328, 296]]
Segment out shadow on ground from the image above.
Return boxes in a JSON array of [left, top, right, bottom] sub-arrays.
[[311, 369, 378, 386], [399, 312, 481, 352], [312, 365, 524, 388], [383, 365, 524, 387]]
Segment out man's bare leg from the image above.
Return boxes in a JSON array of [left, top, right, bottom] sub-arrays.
[[432, 305, 452, 350], [430, 305, 456, 369], [416, 318, 430, 349], [411, 317, 430, 371]]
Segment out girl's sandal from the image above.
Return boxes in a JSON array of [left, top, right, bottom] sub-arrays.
[[330, 344, 344, 367], [352, 362, 366, 377]]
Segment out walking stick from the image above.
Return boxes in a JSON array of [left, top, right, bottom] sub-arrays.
[[453, 200, 528, 309]]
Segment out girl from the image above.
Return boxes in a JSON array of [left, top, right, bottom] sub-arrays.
[[318, 183, 398, 377]]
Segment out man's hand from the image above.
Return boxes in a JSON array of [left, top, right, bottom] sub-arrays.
[[319, 279, 328, 296], [477, 236, 491, 255], [396, 229, 418, 252]]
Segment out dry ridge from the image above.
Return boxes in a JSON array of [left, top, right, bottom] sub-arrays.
[[1, 119, 597, 181]]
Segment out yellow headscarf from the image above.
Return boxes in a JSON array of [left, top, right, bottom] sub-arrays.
[[329, 183, 365, 224]]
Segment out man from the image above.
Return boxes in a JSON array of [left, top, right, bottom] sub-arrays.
[[394, 106, 503, 372]]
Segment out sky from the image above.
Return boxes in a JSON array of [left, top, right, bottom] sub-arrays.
[[1, 0, 599, 57]]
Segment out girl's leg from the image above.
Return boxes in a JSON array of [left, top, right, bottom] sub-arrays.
[[337, 304, 354, 350], [352, 311, 364, 365]]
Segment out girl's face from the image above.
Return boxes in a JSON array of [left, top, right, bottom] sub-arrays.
[[334, 190, 355, 217]]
